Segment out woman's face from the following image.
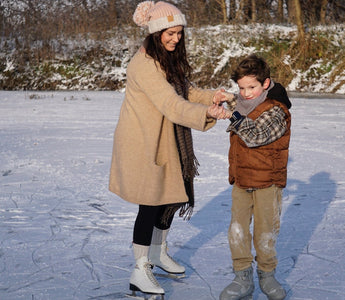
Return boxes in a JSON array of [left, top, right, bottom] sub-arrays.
[[161, 26, 183, 51]]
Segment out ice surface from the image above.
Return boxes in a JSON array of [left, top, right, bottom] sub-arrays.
[[0, 91, 345, 299]]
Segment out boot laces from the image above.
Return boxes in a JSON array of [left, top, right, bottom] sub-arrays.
[[144, 262, 160, 287], [239, 269, 251, 281]]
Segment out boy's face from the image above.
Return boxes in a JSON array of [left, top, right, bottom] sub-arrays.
[[237, 76, 270, 100]]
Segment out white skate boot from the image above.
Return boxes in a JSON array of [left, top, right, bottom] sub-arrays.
[[149, 241, 185, 274], [129, 256, 164, 296]]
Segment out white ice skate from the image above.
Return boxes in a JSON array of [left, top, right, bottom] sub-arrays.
[[129, 256, 164, 299], [149, 241, 185, 274]]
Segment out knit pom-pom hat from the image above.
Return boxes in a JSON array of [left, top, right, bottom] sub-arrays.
[[133, 1, 187, 34]]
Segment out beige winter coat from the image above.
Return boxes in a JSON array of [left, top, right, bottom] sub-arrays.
[[109, 49, 216, 206]]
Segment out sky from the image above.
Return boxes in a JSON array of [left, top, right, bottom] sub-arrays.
[[0, 90, 345, 300]]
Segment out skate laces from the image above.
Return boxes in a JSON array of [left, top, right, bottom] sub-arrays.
[[144, 262, 160, 287]]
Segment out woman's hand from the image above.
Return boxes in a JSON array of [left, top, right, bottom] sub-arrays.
[[213, 88, 235, 105], [207, 104, 232, 120]]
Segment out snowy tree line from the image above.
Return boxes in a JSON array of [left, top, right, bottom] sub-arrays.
[[1, 0, 344, 41], [0, 1, 344, 92]]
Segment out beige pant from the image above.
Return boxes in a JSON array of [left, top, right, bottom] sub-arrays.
[[228, 184, 282, 272]]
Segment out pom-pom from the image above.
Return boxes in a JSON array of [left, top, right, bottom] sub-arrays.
[[133, 1, 155, 27]]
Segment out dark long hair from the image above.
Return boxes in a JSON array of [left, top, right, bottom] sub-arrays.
[[143, 28, 192, 97]]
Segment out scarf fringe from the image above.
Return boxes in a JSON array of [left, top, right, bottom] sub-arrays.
[[181, 155, 200, 179], [178, 204, 194, 221], [161, 202, 194, 226]]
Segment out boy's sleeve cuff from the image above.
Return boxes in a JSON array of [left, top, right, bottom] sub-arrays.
[[226, 111, 244, 132]]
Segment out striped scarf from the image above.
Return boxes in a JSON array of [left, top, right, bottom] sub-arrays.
[[161, 80, 199, 224]]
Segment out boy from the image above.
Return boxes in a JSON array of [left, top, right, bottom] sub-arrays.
[[220, 54, 291, 300]]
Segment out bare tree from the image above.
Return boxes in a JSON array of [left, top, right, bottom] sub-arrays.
[[294, 0, 305, 40], [328, 0, 345, 22], [251, 0, 257, 22], [287, 0, 295, 23], [229, 0, 236, 20], [235, 0, 250, 22], [181, 0, 209, 26], [320, 0, 328, 24], [214, 0, 228, 24], [277, 0, 284, 22]]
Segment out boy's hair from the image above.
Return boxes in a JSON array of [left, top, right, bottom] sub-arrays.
[[231, 54, 270, 85]]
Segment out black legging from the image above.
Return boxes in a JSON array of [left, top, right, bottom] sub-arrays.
[[133, 204, 175, 246]]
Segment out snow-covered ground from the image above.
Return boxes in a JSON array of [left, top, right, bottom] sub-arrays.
[[1, 90, 345, 300]]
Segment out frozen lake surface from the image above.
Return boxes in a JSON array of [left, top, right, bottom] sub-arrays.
[[0, 91, 345, 300]]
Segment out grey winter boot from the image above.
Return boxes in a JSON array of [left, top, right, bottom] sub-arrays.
[[257, 269, 286, 300], [219, 266, 254, 300]]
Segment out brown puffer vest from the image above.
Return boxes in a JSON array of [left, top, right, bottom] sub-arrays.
[[228, 99, 291, 189]]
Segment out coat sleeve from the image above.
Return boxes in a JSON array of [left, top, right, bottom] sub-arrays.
[[188, 85, 216, 105], [130, 54, 216, 131]]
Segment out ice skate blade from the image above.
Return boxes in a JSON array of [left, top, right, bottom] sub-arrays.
[[126, 290, 165, 300], [154, 272, 186, 280], [128, 284, 164, 300]]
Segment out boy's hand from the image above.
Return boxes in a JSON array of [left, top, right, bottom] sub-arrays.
[[207, 104, 232, 120]]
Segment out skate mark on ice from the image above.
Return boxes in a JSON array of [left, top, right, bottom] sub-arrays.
[[88, 202, 112, 215], [2, 170, 12, 176], [77, 254, 100, 283]]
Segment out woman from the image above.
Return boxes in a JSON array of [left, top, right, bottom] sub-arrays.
[[109, 1, 233, 297]]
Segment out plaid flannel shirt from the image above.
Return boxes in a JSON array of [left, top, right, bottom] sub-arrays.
[[230, 106, 287, 148]]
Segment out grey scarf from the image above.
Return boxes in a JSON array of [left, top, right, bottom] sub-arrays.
[[236, 80, 274, 116]]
